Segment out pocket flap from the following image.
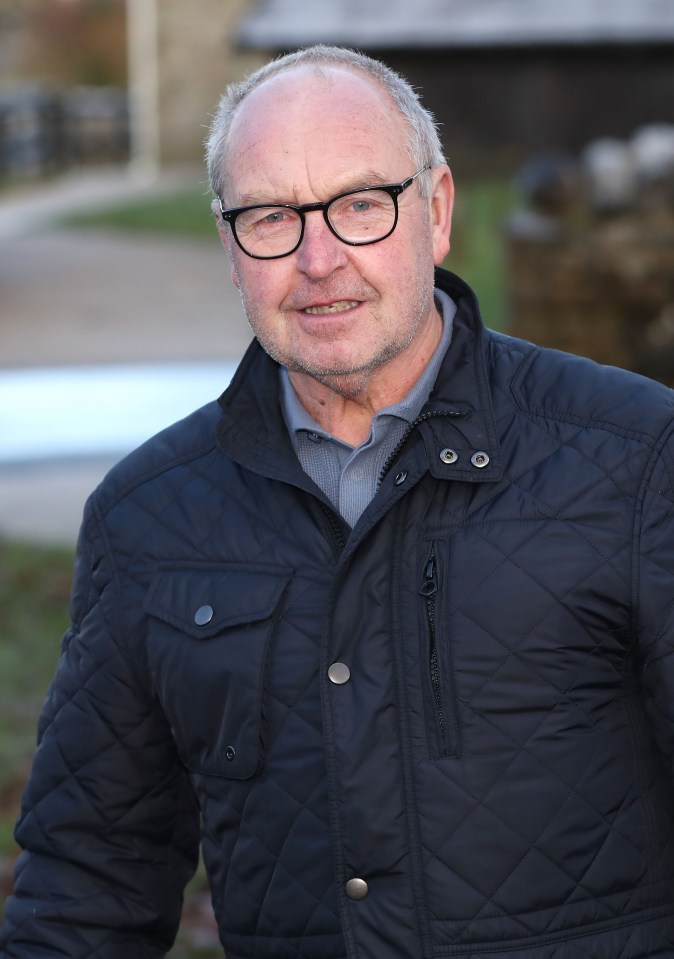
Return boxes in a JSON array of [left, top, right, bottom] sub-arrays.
[[144, 564, 292, 639], [144, 563, 293, 779]]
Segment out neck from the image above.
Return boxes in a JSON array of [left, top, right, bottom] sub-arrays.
[[288, 303, 443, 446]]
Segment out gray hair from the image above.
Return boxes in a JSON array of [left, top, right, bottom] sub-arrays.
[[205, 45, 445, 202]]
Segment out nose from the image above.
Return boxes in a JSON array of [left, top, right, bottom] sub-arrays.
[[295, 210, 348, 279]]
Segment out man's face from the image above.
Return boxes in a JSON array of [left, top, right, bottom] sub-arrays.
[[217, 66, 453, 396]]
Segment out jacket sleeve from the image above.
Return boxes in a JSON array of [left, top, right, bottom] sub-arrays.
[[636, 423, 674, 775], [0, 502, 200, 958]]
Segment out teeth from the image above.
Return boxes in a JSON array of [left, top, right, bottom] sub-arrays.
[[304, 300, 359, 315]]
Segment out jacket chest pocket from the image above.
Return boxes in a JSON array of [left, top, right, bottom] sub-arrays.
[[419, 540, 459, 759], [144, 564, 292, 780]]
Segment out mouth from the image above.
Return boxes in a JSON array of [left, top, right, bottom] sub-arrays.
[[303, 300, 360, 315]]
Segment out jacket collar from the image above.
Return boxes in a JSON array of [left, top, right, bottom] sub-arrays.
[[418, 268, 503, 484], [215, 267, 502, 487]]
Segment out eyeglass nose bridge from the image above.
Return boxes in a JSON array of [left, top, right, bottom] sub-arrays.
[[265, 202, 334, 258], [295, 199, 357, 251], [298, 199, 334, 245]]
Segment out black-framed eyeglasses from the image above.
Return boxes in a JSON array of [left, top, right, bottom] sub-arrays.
[[218, 165, 431, 260]]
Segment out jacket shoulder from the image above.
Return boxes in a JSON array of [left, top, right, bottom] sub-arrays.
[[88, 400, 223, 518], [487, 329, 674, 443]]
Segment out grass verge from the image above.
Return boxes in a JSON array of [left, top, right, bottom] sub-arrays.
[[59, 185, 218, 240], [0, 539, 73, 824]]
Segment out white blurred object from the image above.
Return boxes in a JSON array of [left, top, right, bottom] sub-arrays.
[[631, 124, 674, 179], [581, 137, 636, 212], [0, 362, 236, 462]]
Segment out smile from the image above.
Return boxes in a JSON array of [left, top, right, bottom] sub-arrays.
[[303, 300, 360, 315]]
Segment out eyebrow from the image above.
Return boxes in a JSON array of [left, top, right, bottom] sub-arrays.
[[234, 170, 392, 207]]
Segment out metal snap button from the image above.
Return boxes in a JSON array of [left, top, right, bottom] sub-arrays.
[[394, 470, 408, 486], [225, 746, 236, 761], [328, 662, 351, 685], [439, 448, 458, 465], [345, 877, 369, 900], [470, 451, 490, 469], [194, 604, 214, 626]]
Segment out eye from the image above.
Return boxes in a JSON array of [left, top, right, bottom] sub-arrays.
[[262, 210, 288, 224], [351, 199, 371, 213], [238, 207, 299, 234]]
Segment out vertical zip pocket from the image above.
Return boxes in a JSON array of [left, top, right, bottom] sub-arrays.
[[419, 543, 460, 759]]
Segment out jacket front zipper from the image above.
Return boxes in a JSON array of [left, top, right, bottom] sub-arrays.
[[320, 502, 347, 556]]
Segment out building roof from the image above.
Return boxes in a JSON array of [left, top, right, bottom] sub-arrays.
[[237, 0, 674, 50]]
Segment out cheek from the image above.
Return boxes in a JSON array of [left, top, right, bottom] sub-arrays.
[[360, 231, 431, 293], [236, 260, 290, 313], [347, 239, 412, 292]]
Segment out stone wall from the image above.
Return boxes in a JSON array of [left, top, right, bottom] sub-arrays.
[[507, 127, 674, 385], [155, 0, 264, 166]]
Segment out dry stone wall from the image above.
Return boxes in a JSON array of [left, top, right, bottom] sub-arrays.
[[507, 125, 674, 385]]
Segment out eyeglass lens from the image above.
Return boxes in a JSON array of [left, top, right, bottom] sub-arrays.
[[234, 188, 397, 258]]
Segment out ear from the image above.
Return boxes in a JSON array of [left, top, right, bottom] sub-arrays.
[[429, 165, 454, 266], [211, 198, 240, 288], [211, 197, 229, 248]]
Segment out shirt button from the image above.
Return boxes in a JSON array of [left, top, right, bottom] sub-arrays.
[[439, 448, 458, 465], [394, 470, 408, 486], [308, 432, 321, 443], [470, 451, 490, 468], [328, 662, 351, 685], [194, 604, 214, 626], [345, 877, 368, 900]]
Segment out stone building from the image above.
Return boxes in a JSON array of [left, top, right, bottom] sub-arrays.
[[126, 0, 264, 173]]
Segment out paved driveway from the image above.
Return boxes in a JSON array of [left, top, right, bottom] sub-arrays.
[[0, 169, 252, 544]]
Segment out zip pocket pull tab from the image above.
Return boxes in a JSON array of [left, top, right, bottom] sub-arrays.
[[419, 555, 438, 597]]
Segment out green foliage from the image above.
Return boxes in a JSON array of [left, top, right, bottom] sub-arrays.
[[59, 186, 218, 240], [0, 816, 17, 860], [447, 178, 516, 332], [0, 539, 73, 808]]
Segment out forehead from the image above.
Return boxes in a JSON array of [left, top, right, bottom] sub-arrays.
[[225, 66, 411, 201]]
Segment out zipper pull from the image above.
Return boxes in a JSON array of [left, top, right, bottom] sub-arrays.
[[419, 553, 438, 597]]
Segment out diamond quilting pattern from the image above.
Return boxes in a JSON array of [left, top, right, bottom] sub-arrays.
[[400, 384, 674, 948]]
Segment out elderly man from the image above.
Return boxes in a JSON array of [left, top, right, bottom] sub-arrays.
[[3, 44, 674, 959]]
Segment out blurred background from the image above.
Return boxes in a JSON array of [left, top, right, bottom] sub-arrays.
[[1, 1, 673, 955]]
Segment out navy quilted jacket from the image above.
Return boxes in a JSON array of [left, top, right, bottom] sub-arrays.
[[3, 268, 674, 959]]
